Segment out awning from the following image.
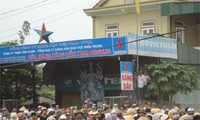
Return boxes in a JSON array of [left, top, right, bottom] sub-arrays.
[[161, 2, 200, 16]]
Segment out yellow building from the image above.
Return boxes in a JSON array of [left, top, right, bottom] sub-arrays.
[[84, 0, 200, 105], [84, 0, 200, 47]]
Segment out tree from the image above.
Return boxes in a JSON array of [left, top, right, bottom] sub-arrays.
[[0, 21, 30, 46], [145, 62, 198, 104], [1, 66, 42, 100], [38, 85, 55, 99], [0, 40, 19, 47], [18, 21, 31, 45], [0, 21, 42, 107]]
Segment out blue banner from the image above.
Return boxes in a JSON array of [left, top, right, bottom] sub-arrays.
[[0, 36, 128, 64], [127, 33, 177, 59]]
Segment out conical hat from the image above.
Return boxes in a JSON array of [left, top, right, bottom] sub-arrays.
[[19, 106, 26, 112]]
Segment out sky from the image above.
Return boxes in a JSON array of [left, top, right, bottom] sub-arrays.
[[0, 0, 99, 45]]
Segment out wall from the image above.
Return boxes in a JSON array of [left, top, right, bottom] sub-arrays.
[[98, 0, 172, 8], [171, 13, 200, 47], [94, 10, 170, 38], [61, 92, 81, 108], [102, 0, 124, 7]]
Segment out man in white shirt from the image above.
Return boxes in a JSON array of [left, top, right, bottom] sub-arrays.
[[143, 71, 151, 98], [137, 70, 145, 100], [143, 71, 150, 86]]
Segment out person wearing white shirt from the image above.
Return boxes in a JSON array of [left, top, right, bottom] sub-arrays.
[[143, 71, 151, 98], [143, 71, 151, 86], [137, 70, 145, 100]]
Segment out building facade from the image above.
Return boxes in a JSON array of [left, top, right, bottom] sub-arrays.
[[84, 0, 200, 105], [84, 0, 200, 47]]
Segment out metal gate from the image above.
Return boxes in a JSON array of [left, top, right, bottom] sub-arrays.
[[3, 99, 21, 111]]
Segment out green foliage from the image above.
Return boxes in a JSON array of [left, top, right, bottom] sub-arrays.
[[145, 62, 198, 101], [0, 40, 19, 47], [0, 21, 30, 45], [1, 66, 42, 100], [0, 20, 39, 102], [38, 85, 55, 99], [18, 21, 31, 45]]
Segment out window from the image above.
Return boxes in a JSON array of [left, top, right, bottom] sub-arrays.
[[106, 24, 119, 37], [106, 31, 118, 37], [124, 0, 134, 4], [141, 21, 155, 35], [175, 21, 185, 43]]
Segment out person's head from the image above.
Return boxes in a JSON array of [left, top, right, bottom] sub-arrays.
[[187, 108, 195, 115], [55, 105, 60, 110], [162, 104, 167, 109], [59, 114, 66, 120], [111, 109, 117, 116], [146, 108, 151, 113], [88, 111, 94, 119], [113, 103, 118, 109], [126, 108, 134, 116], [116, 111, 123, 118], [172, 112, 180, 120], [74, 110, 83, 119], [10, 112, 18, 120], [138, 109, 146, 117], [38, 105, 43, 111], [81, 109, 88, 118], [41, 107, 47, 115], [31, 112, 38, 120], [48, 108, 55, 116], [193, 114, 200, 120], [17, 112, 24, 120], [12, 108, 17, 113], [185, 107, 189, 113], [97, 108, 103, 114], [86, 98, 91, 102], [139, 70, 143, 75], [83, 103, 88, 109], [93, 111, 99, 119], [152, 102, 156, 107], [168, 109, 180, 120], [65, 113, 70, 120], [146, 115, 152, 120]]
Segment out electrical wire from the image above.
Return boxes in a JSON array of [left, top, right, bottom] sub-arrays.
[[0, 0, 52, 16], [1, 24, 200, 69], [0, 0, 59, 20], [33, 1, 97, 27], [0, 0, 98, 40], [0, 0, 96, 33]]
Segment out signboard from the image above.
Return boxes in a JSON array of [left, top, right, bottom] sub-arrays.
[[56, 76, 80, 92], [112, 37, 128, 55], [0, 36, 128, 64], [127, 33, 177, 59], [57, 74, 121, 92], [80, 61, 104, 101], [120, 61, 134, 90], [104, 74, 121, 90]]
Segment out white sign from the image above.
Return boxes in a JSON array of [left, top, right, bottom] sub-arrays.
[[120, 61, 134, 90]]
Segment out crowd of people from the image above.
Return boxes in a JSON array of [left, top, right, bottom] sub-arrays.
[[0, 99, 199, 120]]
